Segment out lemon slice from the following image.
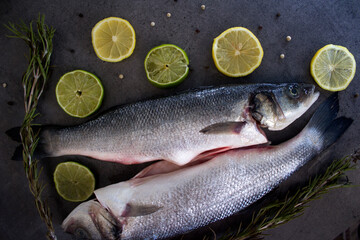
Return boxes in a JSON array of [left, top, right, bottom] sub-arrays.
[[310, 44, 356, 91], [212, 27, 264, 77], [54, 162, 95, 202], [144, 44, 189, 88], [92, 17, 136, 62], [56, 70, 104, 118]]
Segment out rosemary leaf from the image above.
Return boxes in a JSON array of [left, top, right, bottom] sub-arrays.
[[5, 14, 56, 240]]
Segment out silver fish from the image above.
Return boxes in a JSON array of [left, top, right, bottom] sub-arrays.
[[62, 93, 352, 240], [40, 83, 318, 165]]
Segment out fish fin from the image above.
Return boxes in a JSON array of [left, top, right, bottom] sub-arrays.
[[305, 93, 353, 150], [10, 141, 48, 161], [11, 145, 23, 161], [306, 93, 339, 134], [5, 126, 21, 142], [192, 147, 232, 161], [133, 149, 230, 179], [257, 141, 271, 146], [7, 125, 52, 161], [130, 176, 159, 187], [200, 121, 246, 134], [122, 203, 162, 217], [133, 161, 182, 179], [320, 117, 353, 150]]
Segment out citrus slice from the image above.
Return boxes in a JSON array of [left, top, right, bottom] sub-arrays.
[[212, 27, 264, 77], [144, 44, 189, 88], [92, 17, 136, 62], [56, 70, 104, 118], [54, 161, 95, 202], [310, 44, 356, 91]]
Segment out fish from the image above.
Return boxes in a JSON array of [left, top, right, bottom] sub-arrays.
[[61, 93, 352, 240], [9, 83, 318, 165]]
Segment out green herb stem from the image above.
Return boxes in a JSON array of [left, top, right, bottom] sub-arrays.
[[5, 15, 56, 240]]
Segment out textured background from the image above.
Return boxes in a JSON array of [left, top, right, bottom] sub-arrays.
[[0, 0, 359, 239]]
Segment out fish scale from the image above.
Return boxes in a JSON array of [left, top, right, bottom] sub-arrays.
[[59, 94, 350, 240], [118, 139, 317, 239], [40, 84, 318, 166]]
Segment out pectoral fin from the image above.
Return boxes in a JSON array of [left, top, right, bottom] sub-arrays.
[[199, 121, 246, 134], [133, 161, 182, 179], [121, 203, 162, 217]]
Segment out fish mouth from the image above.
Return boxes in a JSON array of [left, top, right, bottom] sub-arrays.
[[303, 84, 316, 96], [299, 84, 319, 107], [305, 89, 320, 107], [293, 83, 318, 106]]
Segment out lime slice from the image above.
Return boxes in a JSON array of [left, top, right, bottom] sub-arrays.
[[54, 161, 95, 202], [144, 44, 189, 88], [56, 70, 104, 118], [310, 44, 356, 91], [212, 27, 263, 77], [92, 17, 136, 62]]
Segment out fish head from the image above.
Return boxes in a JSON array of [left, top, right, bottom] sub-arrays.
[[250, 83, 319, 131], [62, 200, 121, 240]]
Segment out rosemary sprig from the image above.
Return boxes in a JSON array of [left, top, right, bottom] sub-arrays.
[[214, 152, 359, 240], [5, 15, 56, 240]]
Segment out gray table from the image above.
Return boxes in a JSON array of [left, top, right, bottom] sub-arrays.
[[1, 0, 359, 239]]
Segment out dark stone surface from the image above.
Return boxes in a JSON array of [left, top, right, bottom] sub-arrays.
[[0, 0, 359, 239]]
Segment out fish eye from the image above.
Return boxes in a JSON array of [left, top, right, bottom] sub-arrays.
[[288, 85, 299, 98], [75, 228, 91, 240]]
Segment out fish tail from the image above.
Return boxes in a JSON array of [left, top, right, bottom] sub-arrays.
[[6, 125, 55, 160], [319, 117, 353, 150], [5, 126, 22, 142], [304, 93, 353, 151]]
